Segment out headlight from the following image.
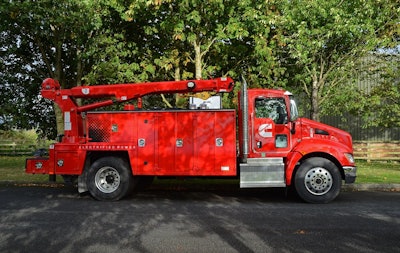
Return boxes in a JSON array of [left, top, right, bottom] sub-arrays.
[[344, 153, 355, 164]]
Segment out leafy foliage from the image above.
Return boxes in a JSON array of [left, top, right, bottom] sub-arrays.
[[277, 0, 399, 121], [1, 0, 110, 137], [0, 0, 398, 139]]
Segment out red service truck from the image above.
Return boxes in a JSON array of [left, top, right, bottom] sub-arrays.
[[26, 77, 356, 203]]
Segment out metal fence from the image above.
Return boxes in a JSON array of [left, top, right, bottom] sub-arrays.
[[321, 115, 400, 142], [321, 53, 399, 142]]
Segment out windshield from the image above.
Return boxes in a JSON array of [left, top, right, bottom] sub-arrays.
[[289, 96, 299, 121]]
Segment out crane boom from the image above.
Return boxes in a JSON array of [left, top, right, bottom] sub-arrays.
[[41, 77, 234, 112]]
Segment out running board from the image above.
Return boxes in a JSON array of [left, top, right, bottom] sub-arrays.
[[240, 158, 286, 188]]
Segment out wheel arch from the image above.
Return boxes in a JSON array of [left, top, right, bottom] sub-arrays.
[[87, 150, 129, 164], [287, 152, 345, 186]]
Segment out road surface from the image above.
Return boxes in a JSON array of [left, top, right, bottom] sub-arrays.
[[0, 184, 399, 253]]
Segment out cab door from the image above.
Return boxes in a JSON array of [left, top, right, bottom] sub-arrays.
[[252, 97, 291, 157]]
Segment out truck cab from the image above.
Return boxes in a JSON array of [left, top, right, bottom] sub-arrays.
[[239, 83, 356, 203]]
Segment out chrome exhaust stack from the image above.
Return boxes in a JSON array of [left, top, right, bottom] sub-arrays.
[[240, 76, 249, 163]]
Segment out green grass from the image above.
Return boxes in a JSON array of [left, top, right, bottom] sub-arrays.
[[355, 160, 400, 184], [0, 156, 399, 184], [0, 156, 49, 182]]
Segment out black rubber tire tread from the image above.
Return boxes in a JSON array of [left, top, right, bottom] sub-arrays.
[[294, 157, 342, 204], [86, 156, 133, 201]]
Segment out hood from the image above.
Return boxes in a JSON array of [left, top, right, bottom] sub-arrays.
[[298, 118, 353, 152]]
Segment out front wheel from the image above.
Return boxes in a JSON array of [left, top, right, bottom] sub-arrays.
[[294, 157, 342, 204], [87, 156, 134, 201]]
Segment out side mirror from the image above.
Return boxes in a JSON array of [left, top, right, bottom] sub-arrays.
[[290, 99, 299, 122]]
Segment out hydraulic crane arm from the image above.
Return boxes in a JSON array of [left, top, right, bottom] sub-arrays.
[[41, 77, 234, 112]]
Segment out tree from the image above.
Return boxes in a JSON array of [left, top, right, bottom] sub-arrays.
[[1, 0, 288, 137], [124, 0, 247, 80], [1, 0, 111, 137], [278, 0, 398, 121], [83, 0, 285, 109]]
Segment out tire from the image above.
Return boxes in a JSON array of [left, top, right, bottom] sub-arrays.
[[294, 157, 342, 204], [86, 156, 134, 201]]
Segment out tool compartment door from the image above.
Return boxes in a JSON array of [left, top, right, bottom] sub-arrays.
[[155, 110, 237, 176], [136, 112, 156, 174], [193, 110, 237, 176]]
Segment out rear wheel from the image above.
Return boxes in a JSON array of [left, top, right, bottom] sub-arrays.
[[87, 156, 133, 201], [294, 157, 342, 204]]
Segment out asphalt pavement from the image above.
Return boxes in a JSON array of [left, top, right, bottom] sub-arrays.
[[0, 183, 399, 253], [1, 180, 400, 192]]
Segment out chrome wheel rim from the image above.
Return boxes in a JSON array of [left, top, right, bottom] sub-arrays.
[[304, 167, 333, 196], [95, 166, 121, 193]]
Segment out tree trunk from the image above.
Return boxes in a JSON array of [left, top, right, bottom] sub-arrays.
[[174, 64, 184, 108], [311, 78, 320, 121], [54, 41, 64, 136], [75, 48, 83, 107], [194, 40, 202, 80]]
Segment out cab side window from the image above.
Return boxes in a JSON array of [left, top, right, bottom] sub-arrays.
[[255, 97, 288, 124]]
